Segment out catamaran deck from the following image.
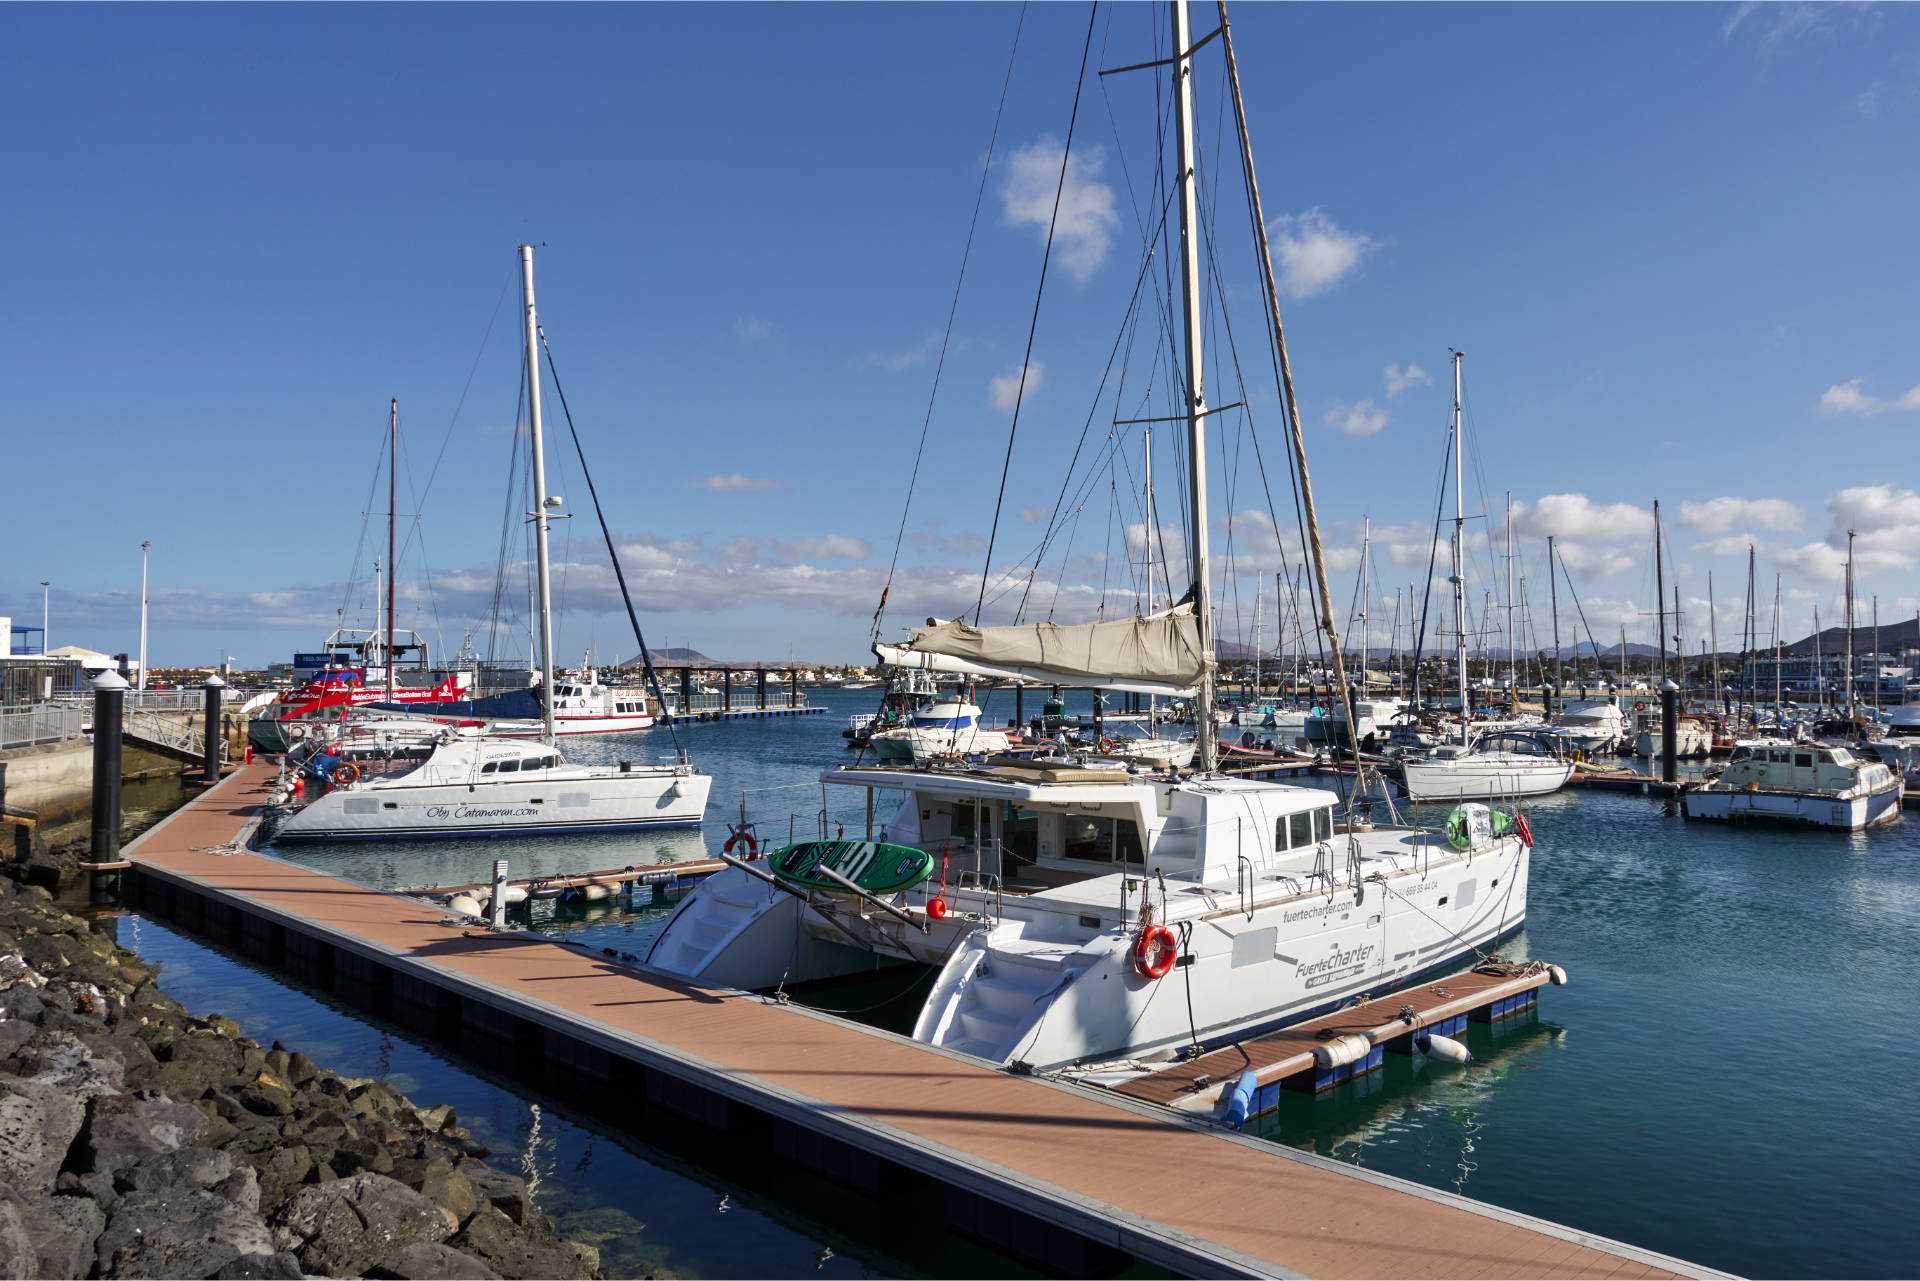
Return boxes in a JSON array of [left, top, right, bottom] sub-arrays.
[[116, 759, 1719, 1279]]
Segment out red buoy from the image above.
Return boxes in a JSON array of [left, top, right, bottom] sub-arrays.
[[927, 897, 949, 920]]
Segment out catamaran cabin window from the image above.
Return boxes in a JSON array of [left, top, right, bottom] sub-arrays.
[[1063, 814, 1143, 863], [495, 760, 519, 773], [480, 762, 496, 774], [1795, 753, 1813, 767], [520, 756, 553, 772], [1283, 811, 1312, 850]]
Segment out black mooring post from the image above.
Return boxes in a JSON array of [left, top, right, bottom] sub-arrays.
[[679, 667, 691, 719], [1015, 684, 1024, 727], [757, 669, 767, 710], [723, 670, 732, 712], [91, 671, 128, 861], [1660, 679, 1679, 784], [202, 674, 225, 782]]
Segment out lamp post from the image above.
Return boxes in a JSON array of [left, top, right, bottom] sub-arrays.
[[39, 581, 48, 652], [137, 541, 151, 691]]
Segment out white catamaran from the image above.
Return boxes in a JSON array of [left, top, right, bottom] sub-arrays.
[[268, 247, 710, 841], [646, 5, 1532, 1071]]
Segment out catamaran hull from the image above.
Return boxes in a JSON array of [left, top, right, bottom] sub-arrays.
[[648, 840, 1530, 1070], [1681, 780, 1904, 831], [272, 773, 711, 841]]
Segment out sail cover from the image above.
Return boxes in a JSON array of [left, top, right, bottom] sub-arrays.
[[873, 604, 1204, 696]]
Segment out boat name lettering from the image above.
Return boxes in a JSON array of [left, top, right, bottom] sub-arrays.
[[425, 805, 540, 820], [1281, 901, 1349, 924], [1297, 942, 1376, 989]]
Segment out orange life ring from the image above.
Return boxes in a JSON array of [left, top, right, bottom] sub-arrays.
[[334, 761, 360, 785], [722, 827, 759, 858], [1099, 737, 1117, 753], [1132, 925, 1178, 980], [1511, 813, 1533, 847]]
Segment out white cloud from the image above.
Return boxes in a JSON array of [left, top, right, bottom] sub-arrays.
[[699, 473, 780, 493], [1512, 493, 1652, 543], [1324, 401, 1387, 437], [1384, 362, 1431, 397], [1817, 378, 1920, 415], [1777, 484, 1920, 581], [1554, 543, 1636, 579], [1000, 136, 1119, 282], [1268, 208, 1375, 299], [990, 361, 1045, 412], [733, 316, 771, 341], [863, 333, 939, 372], [777, 536, 868, 560], [1676, 496, 1803, 534], [1019, 506, 1052, 525], [1691, 533, 1766, 558]]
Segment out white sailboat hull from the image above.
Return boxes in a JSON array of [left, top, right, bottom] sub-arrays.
[[274, 769, 710, 840], [1400, 754, 1573, 802]]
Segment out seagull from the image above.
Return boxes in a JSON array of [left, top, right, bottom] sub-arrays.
[[716, 1195, 730, 1214]]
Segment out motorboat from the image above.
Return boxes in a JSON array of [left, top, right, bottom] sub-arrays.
[[1553, 698, 1626, 754], [870, 698, 1013, 761], [1682, 742, 1903, 830], [1632, 710, 1715, 759]]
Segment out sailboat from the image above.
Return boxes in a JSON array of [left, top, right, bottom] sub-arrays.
[[267, 247, 711, 841], [646, 4, 1531, 1070], [1399, 354, 1574, 803]]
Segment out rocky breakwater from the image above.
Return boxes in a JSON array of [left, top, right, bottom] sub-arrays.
[[0, 876, 600, 1279]]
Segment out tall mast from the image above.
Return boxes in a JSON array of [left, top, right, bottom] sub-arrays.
[[1873, 594, 1880, 715], [1548, 535, 1562, 694], [1217, 0, 1353, 760], [1504, 493, 1514, 695], [1170, 0, 1217, 771], [1450, 353, 1469, 740], [519, 245, 559, 745], [1814, 603, 1824, 713], [1619, 623, 1627, 687], [1359, 515, 1370, 693], [1773, 575, 1783, 717], [1707, 571, 1720, 711], [1844, 529, 1855, 714], [1653, 499, 1667, 685], [386, 397, 398, 702], [1145, 428, 1157, 727]]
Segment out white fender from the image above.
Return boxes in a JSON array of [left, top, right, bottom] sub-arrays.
[[1548, 964, 1569, 986], [1311, 1033, 1375, 1070], [447, 894, 482, 917], [1423, 1033, 1472, 1065]]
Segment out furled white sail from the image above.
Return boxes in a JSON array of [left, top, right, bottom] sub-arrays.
[[873, 604, 1205, 695]]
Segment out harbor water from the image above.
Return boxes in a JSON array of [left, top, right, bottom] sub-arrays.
[[141, 688, 1920, 1277]]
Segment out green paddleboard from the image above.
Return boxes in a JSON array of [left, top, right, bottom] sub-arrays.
[[766, 840, 934, 895]]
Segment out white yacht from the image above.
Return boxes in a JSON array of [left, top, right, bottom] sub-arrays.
[[1552, 698, 1626, 754], [1398, 354, 1573, 805], [646, 7, 1532, 1073], [270, 722, 708, 840], [870, 699, 1013, 761], [1682, 742, 1903, 830], [1400, 735, 1574, 802], [647, 760, 1528, 1068], [266, 246, 709, 840]]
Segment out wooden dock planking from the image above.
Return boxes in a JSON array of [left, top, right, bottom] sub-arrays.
[[1114, 966, 1553, 1108], [118, 760, 1717, 1280]]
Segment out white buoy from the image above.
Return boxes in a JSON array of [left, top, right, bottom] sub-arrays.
[[582, 883, 611, 902], [1311, 1034, 1375, 1070], [1548, 964, 1569, 986], [1423, 1033, 1472, 1065], [501, 885, 529, 905], [448, 894, 482, 917]]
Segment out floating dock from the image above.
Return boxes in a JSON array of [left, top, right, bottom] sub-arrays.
[[115, 760, 1720, 1280], [395, 859, 728, 902], [1568, 766, 1687, 797], [664, 704, 826, 724], [1100, 964, 1557, 1122]]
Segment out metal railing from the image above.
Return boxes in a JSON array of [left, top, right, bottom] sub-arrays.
[[0, 702, 83, 750], [122, 709, 229, 762]]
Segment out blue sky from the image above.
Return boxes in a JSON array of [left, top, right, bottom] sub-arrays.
[[4, 2, 1916, 668]]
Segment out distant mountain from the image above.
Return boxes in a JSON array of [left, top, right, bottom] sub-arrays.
[[620, 648, 711, 666], [1783, 616, 1918, 657]]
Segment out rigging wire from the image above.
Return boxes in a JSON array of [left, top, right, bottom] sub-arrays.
[[872, 1, 1028, 643], [538, 329, 683, 754], [976, 0, 1102, 624]]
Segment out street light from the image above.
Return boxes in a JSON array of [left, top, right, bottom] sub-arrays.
[[38, 581, 48, 652], [138, 541, 151, 692]]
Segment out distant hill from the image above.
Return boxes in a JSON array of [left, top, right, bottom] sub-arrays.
[[620, 648, 711, 666], [1783, 616, 1918, 657]]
